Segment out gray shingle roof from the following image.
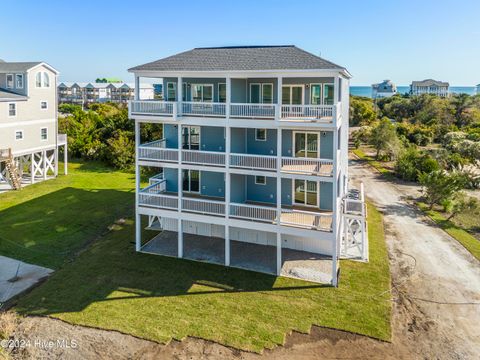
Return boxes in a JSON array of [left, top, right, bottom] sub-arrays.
[[129, 45, 345, 72], [411, 79, 449, 87], [0, 61, 42, 73], [0, 88, 27, 102]]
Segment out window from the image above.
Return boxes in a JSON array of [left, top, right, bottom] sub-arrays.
[[15, 74, 24, 88], [218, 83, 226, 103], [15, 130, 23, 140], [43, 72, 50, 87], [40, 101, 48, 109], [6, 74, 14, 88], [41, 127, 48, 140], [255, 128, 267, 141], [36, 72, 42, 87], [8, 103, 16, 117], [250, 83, 273, 103], [166, 82, 176, 101], [255, 176, 266, 185]]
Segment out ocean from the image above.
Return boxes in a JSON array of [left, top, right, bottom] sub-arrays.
[[350, 86, 477, 98]]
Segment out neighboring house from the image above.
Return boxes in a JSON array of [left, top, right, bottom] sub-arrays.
[[128, 45, 367, 285], [58, 82, 154, 104], [372, 79, 397, 98], [410, 79, 449, 97], [0, 60, 67, 190]]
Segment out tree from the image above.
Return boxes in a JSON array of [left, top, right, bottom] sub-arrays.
[[395, 147, 439, 181], [418, 171, 465, 209], [349, 96, 376, 126], [370, 118, 402, 160], [447, 193, 480, 221]]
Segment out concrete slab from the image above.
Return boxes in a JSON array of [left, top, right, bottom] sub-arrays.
[[141, 231, 333, 283], [0, 255, 53, 303]]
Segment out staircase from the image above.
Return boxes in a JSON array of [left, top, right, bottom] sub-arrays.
[[1, 149, 21, 190]]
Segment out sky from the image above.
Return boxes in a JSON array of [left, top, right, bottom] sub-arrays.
[[2, 0, 479, 85]]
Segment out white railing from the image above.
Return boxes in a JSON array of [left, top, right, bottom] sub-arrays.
[[281, 158, 334, 176], [130, 100, 177, 116], [182, 198, 225, 216], [181, 150, 226, 166], [280, 209, 333, 232], [57, 133, 67, 145], [229, 203, 278, 223], [230, 153, 277, 170], [148, 173, 165, 186], [138, 139, 178, 162], [138, 184, 178, 209], [182, 102, 226, 117], [280, 105, 334, 120], [230, 103, 276, 119], [344, 183, 366, 216]]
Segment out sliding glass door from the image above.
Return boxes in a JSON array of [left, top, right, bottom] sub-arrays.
[[191, 84, 213, 102], [294, 179, 318, 207], [183, 170, 200, 193], [323, 84, 334, 105], [282, 85, 303, 105], [293, 131, 319, 158], [182, 125, 200, 150]]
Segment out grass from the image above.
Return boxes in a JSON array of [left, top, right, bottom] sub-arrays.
[[352, 148, 395, 179], [0, 160, 135, 269], [13, 199, 391, 352], [417, 202, 480, 261]]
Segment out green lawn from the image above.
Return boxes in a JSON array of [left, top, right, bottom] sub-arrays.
[[1, 161, 391, 352], [418, 202, 480, 261], [0, 161, 135, 269], [14, 199, 391, 352]]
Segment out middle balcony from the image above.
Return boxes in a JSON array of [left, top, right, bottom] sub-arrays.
[[138, 126, 335, 177]]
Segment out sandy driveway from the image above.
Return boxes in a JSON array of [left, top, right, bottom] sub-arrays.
[[4, 158, 480, 359], [348, 158, 480, 359]]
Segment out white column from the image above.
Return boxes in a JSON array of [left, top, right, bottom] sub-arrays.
[[177, 77, 183, 117], [135, 120, 141, 251], [42, 150, 47, 180], [64, 144, 68, 175], [53, 147, 58, 177], [226, 76, 231, 119], [30, 153, 34, 184], [178, 219, 183, 258], [276, 76, 283, 120], [225, 225, 230, 266], [134, 75, 140, 100], [276, 127, 282, 276], [276, 232, 282, 276], [177, 123, 183, 258], [225, 107, 231, 265], [331, 110, 339, 286]]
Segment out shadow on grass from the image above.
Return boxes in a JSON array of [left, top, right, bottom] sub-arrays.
[[0, 187, 134, 269], [15, 217, 327, 316]]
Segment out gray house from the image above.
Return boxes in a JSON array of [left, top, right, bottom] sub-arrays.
[[0, 60, 67, 190], [372, 80, 397, 98]]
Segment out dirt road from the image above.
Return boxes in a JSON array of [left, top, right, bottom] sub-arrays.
[[348, 158, 480, 359], [5, 158, 480, 359]]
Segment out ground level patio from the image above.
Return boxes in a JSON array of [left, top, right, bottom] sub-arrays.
[[141, 230, 333, 283]]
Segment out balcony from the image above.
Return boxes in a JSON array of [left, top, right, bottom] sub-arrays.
[[138, 178, 333, 232], [130, 100, 336, 123], [138, 139, 178, 162]]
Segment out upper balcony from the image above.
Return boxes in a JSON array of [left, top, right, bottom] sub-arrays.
[[129, 76, 341, 124]]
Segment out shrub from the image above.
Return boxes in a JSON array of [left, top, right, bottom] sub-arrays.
[[395, 147, 439, 181], [419, 170, 465, 209]]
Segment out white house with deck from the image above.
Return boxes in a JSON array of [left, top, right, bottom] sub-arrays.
[[410, 79, 449, 97], [0, 60, 67, 190], [128, 46, 366, 285]]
